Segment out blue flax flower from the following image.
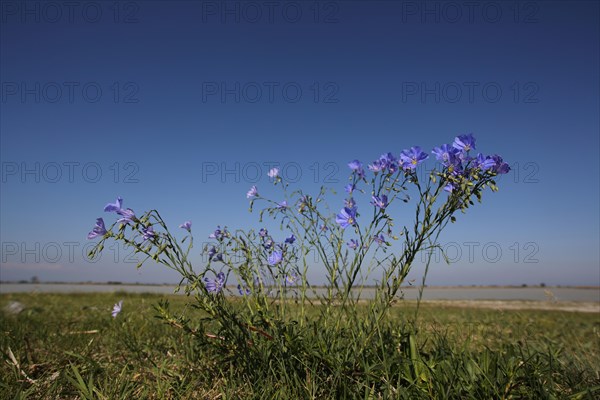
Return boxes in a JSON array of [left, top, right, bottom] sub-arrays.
[[490, 155, 510, 174], [432, 144, 460, 166], [116, 208, 136, 225], [104, 197, 123, 213], [179, 221, 192, 232], [348, 160, 362, 171], [368, 159, 385, 173], [373, 234, 385, 246], [453, 134, 476, 153], [444, 182, 456, 193], [209, 226, 228, 241], [379, 152, 398, 173], [371, 195, 388, 209], [285, 271, 299, 285], [400, 147, 429, 170], [348, 160, 365, 178], [104, 196, 136, 224], [268, 250, 283, 265], [111, 300, 123, 318], [237, 284, 251, 295], [347, 239, 359, 249], [87, 218, 107, 240], [263, 238, 274, 250], [208, 246, 217, 260], [142, 225, 155, 241], [474, 153, 496, 171], [246, 185, 258, 199], [336, 206, 357, 229], [297, 196, 308, 213], [285, 234, 296, 244], [204, 272, 225, 293]]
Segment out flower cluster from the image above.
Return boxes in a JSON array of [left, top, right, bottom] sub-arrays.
[[368, 152, 398, 174], [204, 218, 298, 295], [431, 134, 510, 192], [87, 197, 143, 241], [255, 227, 295, 266], [243, 135, 508, 252], [87, 197, 194, 251], [334, 134, 509, 246], [207, 245, 223, 262], [209, 225, 230, 242]]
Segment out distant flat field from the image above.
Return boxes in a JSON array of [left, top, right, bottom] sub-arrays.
[[1, 284, 598, 309]]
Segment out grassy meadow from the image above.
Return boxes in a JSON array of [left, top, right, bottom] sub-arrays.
[[1, 292, 599, 399]]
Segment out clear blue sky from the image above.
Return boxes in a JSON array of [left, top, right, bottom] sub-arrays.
[[1, 1, 598, 286]]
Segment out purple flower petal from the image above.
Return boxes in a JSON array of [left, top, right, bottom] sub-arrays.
[[111, 300, 123, 318], [116, 208, 136, 225], [104, 197, 123, 213], [371, 195, 388, 209], [246, 185, 258, 199], [347, 239, 359, 249], [453, 134, 476, 153], [204, 272, 225, 293], [142, 225, 155, 241], [87, 218, 107, 240], [179, 221, 192, 232], [285, 234, 296, 244], [268, 250, 283, 265]]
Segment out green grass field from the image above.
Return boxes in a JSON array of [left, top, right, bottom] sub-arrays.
[[1, 292, 599, 399]]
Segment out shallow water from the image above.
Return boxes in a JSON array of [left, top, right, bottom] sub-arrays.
[[1, 283, 598, 302]]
